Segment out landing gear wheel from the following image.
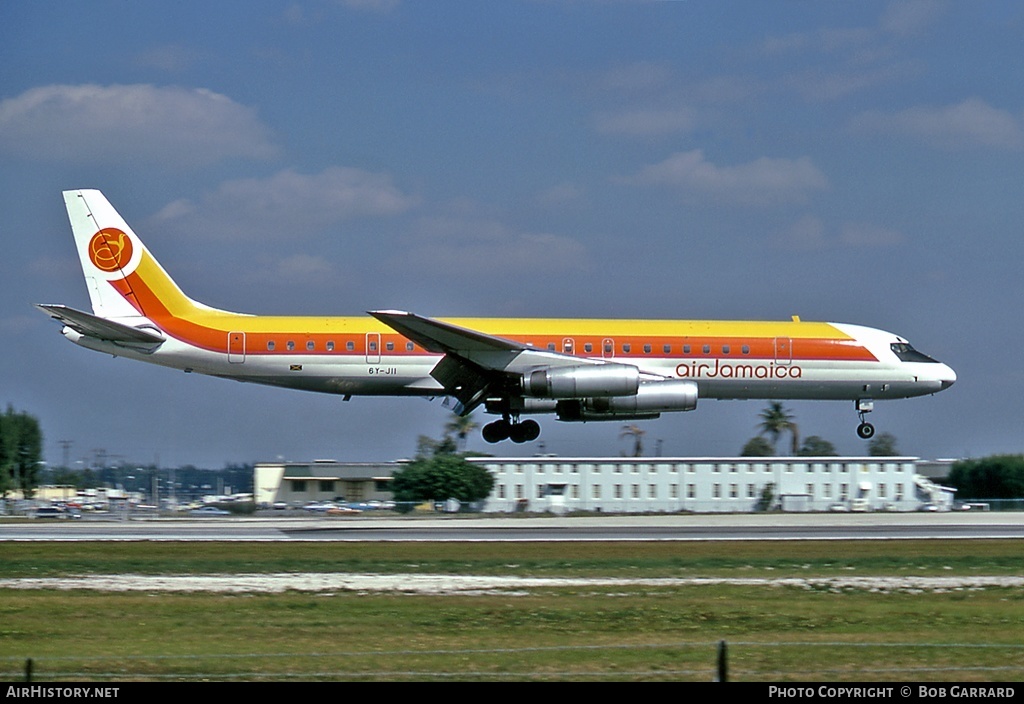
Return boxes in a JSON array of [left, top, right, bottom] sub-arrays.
[[509, 419, 541, 444], [482, 419, 511, 444], [483, 418, 541, 444], [857, 422, 875, 440]]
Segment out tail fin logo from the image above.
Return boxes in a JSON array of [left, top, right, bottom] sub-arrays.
[[88, 229, 134, 273]]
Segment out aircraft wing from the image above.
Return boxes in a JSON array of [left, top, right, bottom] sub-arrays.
[[369, 309, 605, 415], [35, 304, 165, 344]]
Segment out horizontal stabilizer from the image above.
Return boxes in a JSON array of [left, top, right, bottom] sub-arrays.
[[35, 304, 165, 344]]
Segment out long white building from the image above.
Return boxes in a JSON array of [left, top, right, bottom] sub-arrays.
[[469, 456, 951, 514], [255, 456, 954, 513]]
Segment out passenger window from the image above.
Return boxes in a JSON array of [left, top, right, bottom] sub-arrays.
[[742, 345, 750, 355], [307, 341, 315, 351], [346, 341, 355, 351], [683, 345, 691, 354], [327, 341, 335, 351], [287, 341, 295, 351], [703, 345, 710, 355], [722, 345, 730, 354], [663, 344, 672, 354], [622, 344, 631, 353], [643, 344, 652, 354], [547, 343, 556, 351], [406, 342, 414, 351], [386, 341, 394, 351], [267, 341, 275, 351], [584, 343, 593, 353]]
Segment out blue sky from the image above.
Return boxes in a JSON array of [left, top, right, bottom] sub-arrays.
[[2, 1, 1021, 469]]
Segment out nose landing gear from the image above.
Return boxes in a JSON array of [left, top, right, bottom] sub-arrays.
[[856, 399, 875, 439]]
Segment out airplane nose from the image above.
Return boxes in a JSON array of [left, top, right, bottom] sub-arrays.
[[939, 364, 956, 390]]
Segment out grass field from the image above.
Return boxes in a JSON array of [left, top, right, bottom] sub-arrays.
[[1, 540, 1022, 681]]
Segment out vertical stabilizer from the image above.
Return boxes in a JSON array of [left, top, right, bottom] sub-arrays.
[[64, 189, 197, 320]]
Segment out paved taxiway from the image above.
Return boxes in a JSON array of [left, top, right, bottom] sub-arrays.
[[3, 512, 1023, 541]]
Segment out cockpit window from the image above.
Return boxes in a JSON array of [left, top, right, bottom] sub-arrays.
[[891, 343, 938, 363]]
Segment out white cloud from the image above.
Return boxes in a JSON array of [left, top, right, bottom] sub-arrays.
[[853, 98, 1024, 150], [392, 215, 592, 279], [618, 149, 828, 206], [593, 107, 697, 137], [772, 216, 905, 251], [0, 83, 278, 166], [153, 167, 419, 240]]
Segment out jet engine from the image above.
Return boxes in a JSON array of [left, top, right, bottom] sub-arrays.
[[556, 379, 699, 421], [521, 364, 640, 398]]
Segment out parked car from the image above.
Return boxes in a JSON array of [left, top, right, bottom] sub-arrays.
[[32, 506, 65, 519], [326, 506, 362, 516], [190, 506, 231, 516]]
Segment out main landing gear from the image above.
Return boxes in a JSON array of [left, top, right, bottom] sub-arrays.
[[482, 416, 541, 444], [856, 399, 875, 439]]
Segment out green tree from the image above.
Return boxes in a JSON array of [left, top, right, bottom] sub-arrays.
[[797, 436, 838, 457], [0, 406, 43, 498], [867, 432, 900, 456], [947, 455, 1024, 499], [755, 483, 776, 512], [740, 436, 774, 457], [758, 402, 798, 454], [392, 421, 495, 508], [390, 453, 494, 506]]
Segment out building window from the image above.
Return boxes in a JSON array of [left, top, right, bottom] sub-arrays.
[[319, 480, 334, 493], [593, 485, 601, 499], [290, 480, 306, 492]]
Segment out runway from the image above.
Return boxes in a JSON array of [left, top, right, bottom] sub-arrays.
[[3, 511, 1023, 541]]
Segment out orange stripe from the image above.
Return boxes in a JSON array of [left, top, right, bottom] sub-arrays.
[[118, 261, 878, 363]]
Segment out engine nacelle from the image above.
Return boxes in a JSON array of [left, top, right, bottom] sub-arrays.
[[521, 363, 640, 399], [556, 379, 699, 421]]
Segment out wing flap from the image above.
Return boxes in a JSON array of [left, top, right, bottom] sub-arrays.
[[35, 304, 165, 344]]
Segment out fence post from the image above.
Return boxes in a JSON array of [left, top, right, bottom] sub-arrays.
[[25, 658, 32, 682], [716, 640, 727, 682]]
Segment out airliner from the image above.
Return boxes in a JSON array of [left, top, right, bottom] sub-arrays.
[[37, 189, 956, 444]]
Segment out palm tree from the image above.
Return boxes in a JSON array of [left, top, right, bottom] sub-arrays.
[[758, 402, 797, 455], [620, 424, 646, 457], [444, 413, 479, 453]]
